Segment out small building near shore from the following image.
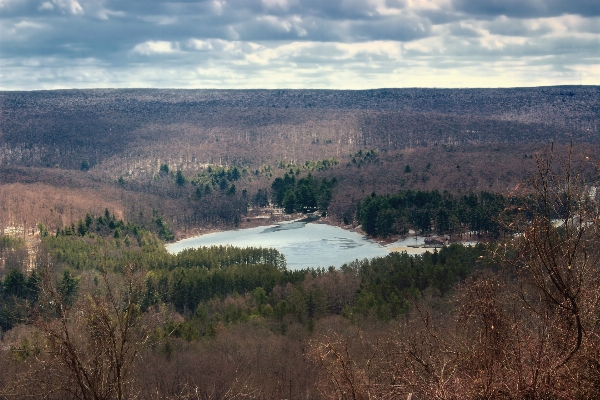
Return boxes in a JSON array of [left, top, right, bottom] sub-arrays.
[[424, 236, 447, 247]]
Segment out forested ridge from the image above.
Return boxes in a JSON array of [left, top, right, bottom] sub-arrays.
[[1, 88, 600, 398], [1, 87, 599, 239]]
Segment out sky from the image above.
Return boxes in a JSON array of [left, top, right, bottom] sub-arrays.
[[1, 0, 599, 90]]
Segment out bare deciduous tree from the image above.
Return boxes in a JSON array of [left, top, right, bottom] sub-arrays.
[[4, 265, 163, 400], [513, 144, 600, 370]]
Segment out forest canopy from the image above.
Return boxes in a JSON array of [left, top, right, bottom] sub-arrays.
[[1, 87, 599, 398]]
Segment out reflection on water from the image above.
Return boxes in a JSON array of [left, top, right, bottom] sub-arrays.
[[167, 221, 387, 270], [326, 237, 364, 249], [261, 221, 306, 233]]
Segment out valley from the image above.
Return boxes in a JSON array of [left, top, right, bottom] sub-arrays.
[[1, 87, 600, 399], [2, 87, 598, 239]]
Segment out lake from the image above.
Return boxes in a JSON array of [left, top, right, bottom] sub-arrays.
[[166, 221, 392, 270]]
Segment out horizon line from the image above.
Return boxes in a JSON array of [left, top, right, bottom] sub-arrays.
[[1, 84, 598, 92]]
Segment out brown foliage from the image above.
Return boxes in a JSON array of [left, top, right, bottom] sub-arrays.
[[0, 182, 125, 234], [132, 322, 321, 399], [309, 147, 600, 400], [2, 265, 165, 400]]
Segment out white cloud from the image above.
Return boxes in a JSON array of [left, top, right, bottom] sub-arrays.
[[52, 0, 84, 15], [0, 0, 21, 10], [188, 39, 214, 51], [38, 2, 54, 11], [210, 0, 225, 15], [0, 19, 48, 42], [140, 15, 177, 25], [14, 20, 46, 29], [262, 0, 289, 11], [131, 41, 180, 56], [0, 0, 598, 89], [187, 38, 263, 55], [402, 35, 445, 55]]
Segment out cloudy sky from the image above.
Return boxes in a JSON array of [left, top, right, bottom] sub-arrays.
[[1, 0, 599, 89]]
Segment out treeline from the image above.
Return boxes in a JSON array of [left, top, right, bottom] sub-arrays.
[[271, 172, 337, 214], [3, 89, 596, 172], [352, 243, 488, 320], [190, 165, 245, 198], [51, 208, 174, 242], [357, 189, 514, 237], [143, 255, 302, 318], [151, 236, 490, 333], [44, 232, 285, 275], [153, 243, 489, 340], [1, 219, 489, 338]]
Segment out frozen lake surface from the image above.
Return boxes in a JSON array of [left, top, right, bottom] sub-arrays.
[[166, 221, 390, 270]]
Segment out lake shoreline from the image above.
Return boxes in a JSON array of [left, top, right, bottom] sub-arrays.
[[166, 218, 392, 269], [170, 210, 481, 259], [172, 211, 384, 247], [172, 211, 311, 242]]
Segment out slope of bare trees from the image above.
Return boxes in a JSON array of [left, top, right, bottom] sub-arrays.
[[1, 87, 599, 237], [1, 87, 598, 172], [308, 146, 600, 400]]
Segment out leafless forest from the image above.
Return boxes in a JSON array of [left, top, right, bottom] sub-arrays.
[[1, 87, 600, 399], [1, 87, 598, 235]]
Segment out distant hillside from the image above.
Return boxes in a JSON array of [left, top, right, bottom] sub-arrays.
[[1, 87, 598, 172], [0, 87, 598, 236]]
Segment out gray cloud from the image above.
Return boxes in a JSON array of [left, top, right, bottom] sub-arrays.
[[486, 18, 553, 37], [454, 0, 600, 18], [0, 0, 598, 89], [447, 23, 482, 38]]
